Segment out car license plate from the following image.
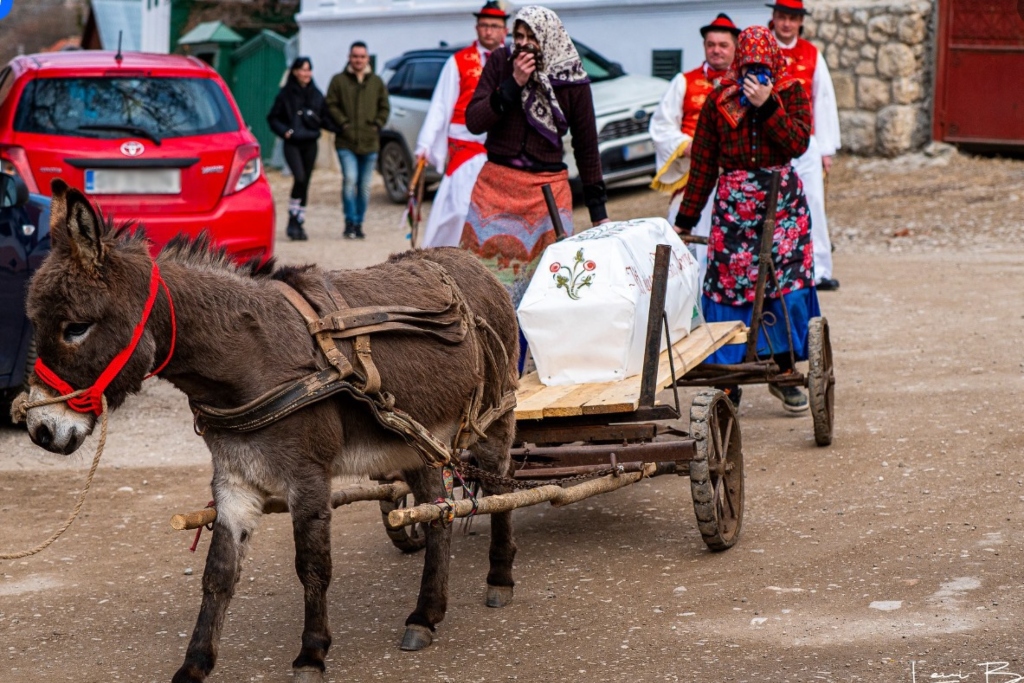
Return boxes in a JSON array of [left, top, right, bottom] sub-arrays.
[[621, 140, 654, 161], [84, 169, 181, 195]]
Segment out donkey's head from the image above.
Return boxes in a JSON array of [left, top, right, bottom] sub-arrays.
[[23, 179, 161, 454]]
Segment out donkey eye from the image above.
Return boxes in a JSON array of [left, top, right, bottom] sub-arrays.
[[63, 322, 93, 343]]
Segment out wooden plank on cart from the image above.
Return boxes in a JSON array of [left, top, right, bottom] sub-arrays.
[[580, 321, 745, 416], [654, 321, 746, 388], [513, 321, 745, 420]]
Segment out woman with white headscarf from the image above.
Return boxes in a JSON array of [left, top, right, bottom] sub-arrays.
[[463, 5, 608, 324]]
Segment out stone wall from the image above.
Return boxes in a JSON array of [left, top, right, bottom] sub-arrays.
[[803, 0, 935, 156]]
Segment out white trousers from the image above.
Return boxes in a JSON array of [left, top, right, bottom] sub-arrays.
[[791, 136, 833, 281], [669, 187, 715, 287], [420, 154, 487, 248]]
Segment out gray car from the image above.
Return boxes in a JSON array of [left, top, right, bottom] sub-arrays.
[[377, 40, 669, 203]]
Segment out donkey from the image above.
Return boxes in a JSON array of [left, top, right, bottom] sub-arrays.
[[21, 180, 521, 683]]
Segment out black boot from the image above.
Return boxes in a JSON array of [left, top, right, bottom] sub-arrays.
[[354, 223, 365, 239], [294, 213, 308, 241], [286, 213, 303, 241], [344, 219, 355, 239]]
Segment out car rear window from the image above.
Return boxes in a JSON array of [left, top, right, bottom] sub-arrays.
[[13, 77, 239, 140]]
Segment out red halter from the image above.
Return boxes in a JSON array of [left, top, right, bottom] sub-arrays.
[[33, 261, 177, 415]]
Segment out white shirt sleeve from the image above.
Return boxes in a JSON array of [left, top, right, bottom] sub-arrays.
[[811, 51, 841, 156], [649, 72, 690, 171], [415, 55, 460, 169]]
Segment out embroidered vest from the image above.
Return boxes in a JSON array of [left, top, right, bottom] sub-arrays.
[[451, 44, 485, 126], [779, 38, 818, 125], [680, 65, 726, 138]]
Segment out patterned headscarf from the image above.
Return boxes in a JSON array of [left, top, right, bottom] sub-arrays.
[[513, 6, 590, 146], [715, 25, 798, 129]]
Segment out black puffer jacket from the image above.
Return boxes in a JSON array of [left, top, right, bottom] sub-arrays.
[[267, 78, 327, 143]]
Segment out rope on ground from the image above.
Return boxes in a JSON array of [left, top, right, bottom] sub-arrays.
[[1, 392, 108, 560]]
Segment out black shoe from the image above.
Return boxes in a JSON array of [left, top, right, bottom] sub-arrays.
[[354, 223, 366, 239], [343, 219, 355, 239], [286, 214, 303, 241], [816, 277, 840, 291], [768, 383, 809, 413]]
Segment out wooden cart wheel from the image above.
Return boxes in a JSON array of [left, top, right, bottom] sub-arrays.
[[807, 316, 835, 447], [688, 389, 744, 551], [379, 487, 427, 553]]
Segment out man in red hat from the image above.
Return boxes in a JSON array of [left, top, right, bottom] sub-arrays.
[[649, 12, 740, 281], [768, 0, 842, 290], [415, 1, 509, 248]]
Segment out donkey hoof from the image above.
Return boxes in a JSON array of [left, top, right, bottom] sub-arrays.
[[293, 666, 325, 683], [400, 623, 434, 651], [485, 584, 514, 608]]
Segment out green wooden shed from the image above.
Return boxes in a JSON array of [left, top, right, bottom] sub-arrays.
[[231, 30, 296, 160], [177, 20, 244, 84]]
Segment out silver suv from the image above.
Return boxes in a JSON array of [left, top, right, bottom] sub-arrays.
[[378, 40, 668, 203]]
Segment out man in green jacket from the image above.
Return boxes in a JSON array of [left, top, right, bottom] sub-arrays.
[[325, 41, 390, 239]]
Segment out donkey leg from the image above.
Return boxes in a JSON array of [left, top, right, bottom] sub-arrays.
[[399, 466, 451, 651], [172, 481, 263, 683], [474, 411, 517, 608], [289, 474, 334, 681]]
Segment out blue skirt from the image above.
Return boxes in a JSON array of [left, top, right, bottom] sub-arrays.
[[702, 288, 821, 364]]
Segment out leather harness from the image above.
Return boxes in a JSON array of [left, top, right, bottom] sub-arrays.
[[189, 260, 517, 469]]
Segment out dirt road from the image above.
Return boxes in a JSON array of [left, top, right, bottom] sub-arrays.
[[2, 152, 1023, 682]]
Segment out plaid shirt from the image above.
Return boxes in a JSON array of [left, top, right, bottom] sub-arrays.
[[677, 82, 811, 228]]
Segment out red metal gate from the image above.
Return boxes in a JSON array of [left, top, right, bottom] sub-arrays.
[[933, 0, 1024, 146]]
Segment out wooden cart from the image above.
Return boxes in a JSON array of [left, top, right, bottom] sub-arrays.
[[172, 245, 747, 554], [367, 243, 746, 553]]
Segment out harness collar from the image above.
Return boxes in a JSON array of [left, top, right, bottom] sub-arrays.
[[33, 260, 177, 415]]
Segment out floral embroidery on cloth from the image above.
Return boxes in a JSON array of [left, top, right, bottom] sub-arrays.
[[705, 164, 814, 305], [550, 248, 596, 300]]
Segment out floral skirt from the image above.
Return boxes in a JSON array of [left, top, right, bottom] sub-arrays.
[[460, 162, 574, 308], [702, 164, 818, 364], [704, 164, 814, 304]]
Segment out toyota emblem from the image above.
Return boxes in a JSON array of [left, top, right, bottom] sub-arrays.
[[120, 141, 145, 157]]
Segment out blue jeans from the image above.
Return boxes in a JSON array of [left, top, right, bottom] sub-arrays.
[[337, 149, 377, 226]]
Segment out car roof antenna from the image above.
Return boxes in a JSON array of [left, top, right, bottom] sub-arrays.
[[115, 31, 123, 65]]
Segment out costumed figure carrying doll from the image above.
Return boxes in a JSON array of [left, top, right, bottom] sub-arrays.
[[673, 25, 820, 412]]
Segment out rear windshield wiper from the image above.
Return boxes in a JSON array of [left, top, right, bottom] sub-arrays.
[[77, 124, 162, 146]]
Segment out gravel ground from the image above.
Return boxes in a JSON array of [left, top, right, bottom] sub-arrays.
[[2, 152, 1024, 683]]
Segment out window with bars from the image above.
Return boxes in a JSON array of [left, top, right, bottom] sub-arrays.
[[652, 49, 682, 80]]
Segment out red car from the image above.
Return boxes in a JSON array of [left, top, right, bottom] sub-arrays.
[[0, 51, 274, 263]]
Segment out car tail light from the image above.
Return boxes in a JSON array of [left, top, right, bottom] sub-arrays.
[[224, 143, 262, 196], [0, 145, 39, 194]]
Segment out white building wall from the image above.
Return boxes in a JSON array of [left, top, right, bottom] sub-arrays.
[[141, 0, 171, 54], [299, 0, 772, 81]]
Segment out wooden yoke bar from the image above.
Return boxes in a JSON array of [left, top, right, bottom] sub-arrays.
[[386, 463, 657, 529], [170, 481, 412, 531]]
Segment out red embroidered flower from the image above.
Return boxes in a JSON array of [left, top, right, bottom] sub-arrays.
[[584, 260, 596, 271], [549, 263, 560, 273]]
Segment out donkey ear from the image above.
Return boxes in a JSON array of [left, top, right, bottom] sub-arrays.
[[50, 179, 105, 271]]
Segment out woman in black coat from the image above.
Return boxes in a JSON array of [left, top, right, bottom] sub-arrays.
[[268, 57, 326, 241]]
